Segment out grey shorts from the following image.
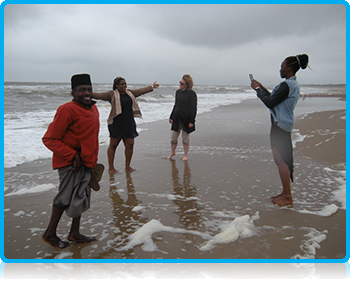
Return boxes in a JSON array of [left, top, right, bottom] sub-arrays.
[[171, 125, 190, 145], [53, 164, 92, 218]]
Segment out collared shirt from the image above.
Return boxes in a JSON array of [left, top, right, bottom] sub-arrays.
[[42, 100, 100, 169]]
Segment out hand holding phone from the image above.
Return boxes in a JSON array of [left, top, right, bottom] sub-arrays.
[[249, 74, 261, 90]]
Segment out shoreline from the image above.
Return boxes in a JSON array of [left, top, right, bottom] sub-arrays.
[[3, 96, 346, 262]]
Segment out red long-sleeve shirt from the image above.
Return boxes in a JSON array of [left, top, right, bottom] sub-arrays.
[[42, 101, 100, 169]]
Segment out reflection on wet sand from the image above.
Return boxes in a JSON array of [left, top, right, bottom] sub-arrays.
[[96, 172, 149, 258], [170, 160, 202, 230]]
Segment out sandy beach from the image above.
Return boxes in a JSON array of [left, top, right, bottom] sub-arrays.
[[3, 96, 346, 265]]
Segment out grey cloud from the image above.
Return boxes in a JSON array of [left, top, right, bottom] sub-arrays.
[[131, 4, 345, 48], [3, 4, 346, 85]]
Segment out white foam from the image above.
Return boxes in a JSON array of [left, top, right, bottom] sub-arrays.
[[292, 129, 309, 148], [327, 168, 346, 209], [13, 211, 25, 217], [298, 204, 339, 217], [149, 193, 177, 201], [292, 227, 328, 259], [282, 236, 295, 241], [28, 227, 44, 234], [132, 206, 145, 212], [116, 219, 211, 252], [5, 183, 56, 197], [199, 212, 260, 251]]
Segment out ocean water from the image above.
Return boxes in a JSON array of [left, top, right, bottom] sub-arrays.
[[4, 82, 260, 168], [3, 82, 345, 169]]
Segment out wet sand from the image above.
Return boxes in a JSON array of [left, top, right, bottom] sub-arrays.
[[3, 97, 346, 263]]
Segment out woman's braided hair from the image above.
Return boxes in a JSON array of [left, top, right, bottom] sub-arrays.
[[285, 54, 309, 74]]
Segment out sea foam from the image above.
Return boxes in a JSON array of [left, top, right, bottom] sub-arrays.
[[5, 183, 56, 197], [116, 212, 260, 253]]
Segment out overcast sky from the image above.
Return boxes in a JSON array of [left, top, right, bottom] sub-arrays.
[[4, 4, 346, 86]]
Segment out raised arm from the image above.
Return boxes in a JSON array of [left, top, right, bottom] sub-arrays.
[[91, 90, 114, 102], [130, 81, 159, 98]]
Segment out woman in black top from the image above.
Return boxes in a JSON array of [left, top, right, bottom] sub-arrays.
[[92, 77, 159, 173], [167, 74, 197, 161]]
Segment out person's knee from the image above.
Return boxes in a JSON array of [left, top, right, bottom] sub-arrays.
[[109, 144, 118, 150], [272, 147, 284, 165], [182, 134, 190, 145], [109, 138, 121, 149], [170, 131, 179, 144], [124, 139, 134, 150]]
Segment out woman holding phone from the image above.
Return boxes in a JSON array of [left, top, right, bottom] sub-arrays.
[[251, 54, 309, 205]]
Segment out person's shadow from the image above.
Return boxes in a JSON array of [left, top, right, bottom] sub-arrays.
[[170, 159, 202, 230]]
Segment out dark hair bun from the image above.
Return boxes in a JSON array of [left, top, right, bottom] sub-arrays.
[[297, 54, 309, 69]]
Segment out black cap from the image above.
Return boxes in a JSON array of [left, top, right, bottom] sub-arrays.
[[71, 74, 92, 90]]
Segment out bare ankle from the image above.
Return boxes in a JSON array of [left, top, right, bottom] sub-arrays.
[[108, 168, 118, 173], [167, 153, 176, 159]]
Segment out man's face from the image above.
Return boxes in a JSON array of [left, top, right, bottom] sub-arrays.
[[73, 85, 93, 106]]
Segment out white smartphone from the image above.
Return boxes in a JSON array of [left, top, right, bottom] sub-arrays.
[[249, 74, 254, 81]]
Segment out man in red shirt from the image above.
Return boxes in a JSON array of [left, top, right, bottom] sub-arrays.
[[42, 74, 100, 249]]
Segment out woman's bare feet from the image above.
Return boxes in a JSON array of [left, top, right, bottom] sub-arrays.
[[270, 193, 283, 201], [167, 153, 176, 159], [125, 166, 136, 172], [181, 155, 188, 161], [271, 194, 293, 205], [108, 168, 119, 174]]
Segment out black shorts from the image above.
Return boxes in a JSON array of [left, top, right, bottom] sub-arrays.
[[108, 115, 139, 139], [270, 121, 294, 182]]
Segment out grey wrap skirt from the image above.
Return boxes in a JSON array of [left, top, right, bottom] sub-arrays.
[[53, 164, 92, 218]]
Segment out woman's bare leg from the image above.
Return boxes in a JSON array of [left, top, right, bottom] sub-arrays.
[[271, 147, 293, 205], [182, 144, 189, 161], [168, 130, 179, 159], [123, 138, 135, 172], [167, 143, 177, 159], [107, 137, 121, 173]]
